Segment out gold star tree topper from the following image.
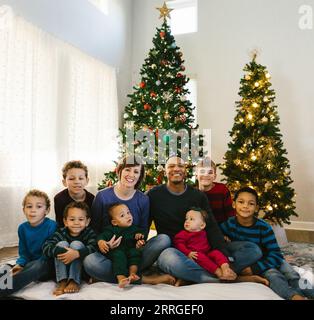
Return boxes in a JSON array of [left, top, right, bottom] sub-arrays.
[[157, 2, 173, 20]]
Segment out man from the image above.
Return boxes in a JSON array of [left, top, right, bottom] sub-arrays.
[[147, 156, 262, 284]]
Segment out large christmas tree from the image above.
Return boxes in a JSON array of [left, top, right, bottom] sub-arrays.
[[99, 2, 201, 191], [220, 53, 297, 225]]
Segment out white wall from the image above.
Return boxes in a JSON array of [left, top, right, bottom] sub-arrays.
[[132, 0, 314, 227], [0, 0, 133, 121]]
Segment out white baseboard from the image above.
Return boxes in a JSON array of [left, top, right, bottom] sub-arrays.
[[284, 221, 314, 231]]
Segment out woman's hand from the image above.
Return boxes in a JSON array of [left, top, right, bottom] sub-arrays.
[[98, 240, 110, 254], [57, 248, 80, 265]]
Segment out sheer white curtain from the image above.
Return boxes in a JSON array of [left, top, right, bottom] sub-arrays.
[[0, 6, 119, 248]]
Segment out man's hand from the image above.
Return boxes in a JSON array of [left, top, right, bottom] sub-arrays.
[[188, 251, 198, 260], [11, 264, 23, 276], [224, 236, 231, 242], [57, 248, 80, 265]]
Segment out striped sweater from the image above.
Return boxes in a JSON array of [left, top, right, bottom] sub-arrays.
[[42, 226, 97, 260], [220, 216, 284, 274]]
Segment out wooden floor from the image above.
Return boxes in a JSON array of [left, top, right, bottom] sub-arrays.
[[0, 246, 18, 262]]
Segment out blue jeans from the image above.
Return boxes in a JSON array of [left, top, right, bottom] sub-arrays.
[[157, 241, 262, 283], [83, 234, 171, 282], [0, 257, 54, 297], [55, 241, 85, 285], [263, 261, 314, 299]]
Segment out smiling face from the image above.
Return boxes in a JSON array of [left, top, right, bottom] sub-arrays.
[[110, 204, 133, 228], [63, 168, 89, 196], [119, 165, 141, 189], [23, 196, 48, 227], [63, 207, 90, 237], [165, 157, 186, 185], [196, 166, 216, 190], [184, 210, 206, 232], [233, 192, 258, 223]]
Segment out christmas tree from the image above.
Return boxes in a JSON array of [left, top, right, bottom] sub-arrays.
[[99, 2, 202, 191], [220, 52, 297, 225]]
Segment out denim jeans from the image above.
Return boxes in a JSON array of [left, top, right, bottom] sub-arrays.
[[55, 241, 85, 285], [157, 241, 263, 283], [0, 257, 54, 297], [263, 260, 314, 299], [83, 234, 171, 282]]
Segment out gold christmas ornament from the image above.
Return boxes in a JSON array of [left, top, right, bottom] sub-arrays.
[[254, 82, 260, 87], [252, 102, 259, 108]]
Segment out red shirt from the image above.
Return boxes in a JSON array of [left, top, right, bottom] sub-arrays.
[[174, 229, 211, 255], [203, 183, 235, 224]]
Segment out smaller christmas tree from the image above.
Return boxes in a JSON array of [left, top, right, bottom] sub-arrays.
[[221, 52, 297, 225]]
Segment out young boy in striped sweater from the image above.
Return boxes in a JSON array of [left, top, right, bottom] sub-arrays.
[[220, 187, 314, 300], [43, 201, 97, 296]]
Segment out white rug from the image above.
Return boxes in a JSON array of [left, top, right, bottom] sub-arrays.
[[13, 281, 282, 300]]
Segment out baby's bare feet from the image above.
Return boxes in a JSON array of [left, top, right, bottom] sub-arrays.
[[142, 274, 176, 286]]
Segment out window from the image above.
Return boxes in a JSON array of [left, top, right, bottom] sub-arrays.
[[185, 78, 197, 125], [167, 0, 198, 35], [87, 0, 109, 15]]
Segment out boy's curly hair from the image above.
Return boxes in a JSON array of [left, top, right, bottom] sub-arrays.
[[22, 189, 51, 211], [63, 201, 90, 219], [62, 160, 88, 179]]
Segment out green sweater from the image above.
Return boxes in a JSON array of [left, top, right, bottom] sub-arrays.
[[42, 226, 97, 259], [98, 225, 145, 249]]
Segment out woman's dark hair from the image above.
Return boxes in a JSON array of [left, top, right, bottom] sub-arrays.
[[234, 187, 258, 204], [116, 155, 145, 189]]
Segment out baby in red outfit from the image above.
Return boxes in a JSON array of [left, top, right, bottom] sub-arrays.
[[174, 208, 236, 281]]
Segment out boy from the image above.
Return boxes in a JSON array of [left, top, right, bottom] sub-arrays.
[[0, 190, 57, 297], [43, 201, 97, 296], [195, 157, 235, 224], [97, 203, 176, 288], [54, 160, 95, 227], [220, 187, 314, 300]]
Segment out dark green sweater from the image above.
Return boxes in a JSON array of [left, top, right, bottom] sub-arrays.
[[42, 226, 97, 259], [147, 184, 229, 256], [97, 225, 145, 249]]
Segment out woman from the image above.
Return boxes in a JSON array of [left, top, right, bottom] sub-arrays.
[[84, 156, 173, 284]]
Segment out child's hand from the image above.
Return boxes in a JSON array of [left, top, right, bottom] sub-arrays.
[[136, 239, 145, 249], [11, 264, 23, 276], [135, 233, 144, 240], [98, 240, 110, 254], [188, 251, 198, 260], [224, 236, 231, 242], [57, 248, 80, 265]]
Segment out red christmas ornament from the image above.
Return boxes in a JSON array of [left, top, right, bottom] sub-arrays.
[[150, 92, 157, 98], [144, 104, 151, 110], [175, 87, 182, 93], [181, 65, 186, 71], [139, 81, 146, 88], [161, 59, 168, 66], [179, 106, 186, 113], [160, 31, 166, 38], [157, 175, 163, 184], [180, 115, 186, 122], [176, 73, 183, 78]]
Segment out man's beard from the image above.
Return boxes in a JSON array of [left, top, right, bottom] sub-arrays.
[[171, 179, 184, 185]]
